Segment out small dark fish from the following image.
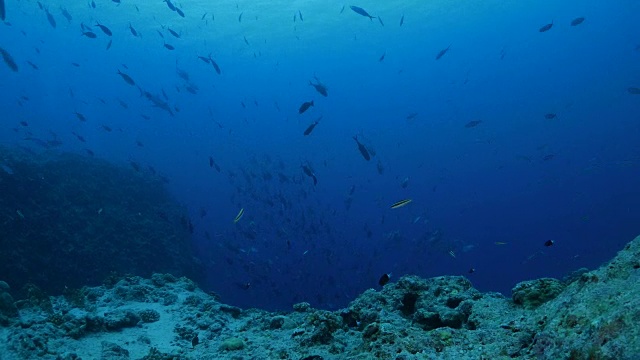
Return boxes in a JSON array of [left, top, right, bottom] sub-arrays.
[[378, 16, 384, 26], [390, 199, 412, 209], [209, 55, 221, 74], [72, 131, 86, 142], [378, 51, 385, 62], [309, 78, 327, 97], [89, 1, 96, 9], [544, 113, 557, 120], [544, 240, 554, 247], [106, 39, 112, 50], [164, 42, 175, 50], [19, 120, 28, 127], [376, 159, 384, 174], [129, 23, 139, 37], [303, 117, 321, 136], [399, 14, 404, 26], [298, 100, 314, 114], [71, 62, 80, 67], [192, 334, 199, 348], [60, 6, 72, 22], [627, 87, 640, 95], [201, 12, 207, 20], [0, 46, 18, 72], [82, 31, 97, 38], [45, 8, 56, 28], [164, 0, 176, 11], [468, 268, 476, 274], [378, 273, 391, 286], [539, 21, 553, 32], [167, 28, 180, 38], [74, 111, 87, 122], [117, 69, 135, 86], [238, 12, 243, 22], [406, 112, 418, 120], [85, 149, 94, 157], [350, 5, 375, 20], [570, 17, 585, 26], [243, 36, 249, 45], [435, 45, 451, 60], [465, 120, 482, 128], [353, 136, 371, 161], [299, 10, 303, 21], [101, 125, 112, 132], [340, 5, 345, 14], [175, 7, 185, 17], [112, 0, 121, 3], [0, 0, 5, 21], [197, 55, 211, 64], [301, 164, 318, 185], [25, 61, 38, 69], [95, 22, 112, 36], [543, 154, 555, 161]]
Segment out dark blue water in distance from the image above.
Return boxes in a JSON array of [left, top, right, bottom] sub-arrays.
[[1, 0, 639, 311]]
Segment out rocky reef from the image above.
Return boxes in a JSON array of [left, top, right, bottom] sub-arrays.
[[1, 235, 639, 359], [0, 147, 201, 294]]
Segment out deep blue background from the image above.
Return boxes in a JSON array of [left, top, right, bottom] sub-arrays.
[[1, 0, 639, 310]]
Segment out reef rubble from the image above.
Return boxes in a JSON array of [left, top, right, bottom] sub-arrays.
[[1, 235, 639, 360]]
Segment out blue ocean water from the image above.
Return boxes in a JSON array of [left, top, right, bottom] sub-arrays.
[[1, 0, 639, 311]]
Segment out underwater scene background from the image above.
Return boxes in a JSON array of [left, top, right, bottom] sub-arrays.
[[1, 0, 639, 311]]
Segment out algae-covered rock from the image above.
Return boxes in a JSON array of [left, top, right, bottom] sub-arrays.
[[220, 337, 245, 351], [512, 278, 564, 309]]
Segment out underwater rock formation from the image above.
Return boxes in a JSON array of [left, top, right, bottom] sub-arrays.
[[0, 147, 201, 295], [1, 234, 639, 359]]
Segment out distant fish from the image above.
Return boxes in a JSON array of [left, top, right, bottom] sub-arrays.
[[298, 10, 303, 21], [44, 8, 56, 28], [234, 208, 244, 223], [0, 46, 18, 72], [0, 0, 5, 21], [163, 42, 175, 50], [117, 69, 135, 86], [378, 51, 385, 62], [82, 31, 97, 38], [309, 77, 328, 97], [74, 111, 87, 122], [544, 113, 557, 120], [353, 136, 371, 161], [128, 23, 139, 37], [406, 112, 418, 120], [95, 22, 112, 36], [303, 117, 321, 136], [399, 14, 404, 27], [390, 199, 412, 209], [378, 273, 391, 286], [60, 6, 72, 22], [164, 0, 176, 12], [570, 17, 585, 26], [301, 164, 318, 185], [539, 21, 553, 32], [542, 154, 555, 161], [175, 7, 185, 17], [191, 334, 199, 349], [340, 5, 345, 14], [106, 39, 112, 50], [435, 45, 451, 60], [298, 100, 314, 114], [208, 55, 221, 74], [378, 16, 384, 26], [350, 5, 375, 20], [238, 12, 243, 22], [209, 156, 221, 172], [627, 87, 640, 95], [465, 120, 482, 128], [544, 240, 554, 247], [167, 27, 180, 38]]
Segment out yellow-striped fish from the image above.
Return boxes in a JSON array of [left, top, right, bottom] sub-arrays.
[[390, 199, 412, 209], [233, 208, 244, 223]]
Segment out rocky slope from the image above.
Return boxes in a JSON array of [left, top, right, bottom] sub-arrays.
[[1, 235, 639, 360]]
